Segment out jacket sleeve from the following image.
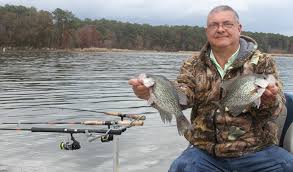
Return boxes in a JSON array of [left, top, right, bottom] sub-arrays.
[[251, 53, 286, 119], [174, 55, 199, 109]]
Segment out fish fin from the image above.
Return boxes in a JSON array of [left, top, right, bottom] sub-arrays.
[[251, 88, 266, 105], [250, 87, 265, 97], [147, 91, 156, 105], [249, 88, 258, 96], [149, 93, 173, 123], [176, 88, 188, 106], [229, 105, 248, 117], [253, 97, 261, 108], [166, 112, 173, 122], [147, 98, 154, 105], [257, 87, 266, 95], [158, 109, 172, 123], [176, 114, 191, 136], [211, 101, 225, 115]]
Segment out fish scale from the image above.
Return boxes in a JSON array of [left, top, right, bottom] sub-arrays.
[[220, 74, 275, 116], [138, 73, 191, 135]]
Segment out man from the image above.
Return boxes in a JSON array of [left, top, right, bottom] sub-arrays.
[[129, 5, 293, 171]]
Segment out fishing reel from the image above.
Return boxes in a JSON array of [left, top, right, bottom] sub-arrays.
[[100, 124, 115, 142], [60, 133, 81, 150], [101, 134, 113, 142], [85, 126, 114, 143]]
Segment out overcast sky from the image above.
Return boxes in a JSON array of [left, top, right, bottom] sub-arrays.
[[1, 0, 292, 36]]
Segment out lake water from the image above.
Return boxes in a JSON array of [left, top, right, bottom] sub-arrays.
[[0, 51, 292, 172]]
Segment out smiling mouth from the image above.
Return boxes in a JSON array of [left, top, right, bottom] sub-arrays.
[[215, 36, 229, 39]]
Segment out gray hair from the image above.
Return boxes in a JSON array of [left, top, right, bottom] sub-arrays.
[[208, 5, 239, 22]]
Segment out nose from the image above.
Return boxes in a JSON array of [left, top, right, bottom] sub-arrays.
[[216, 25, 226, 32]]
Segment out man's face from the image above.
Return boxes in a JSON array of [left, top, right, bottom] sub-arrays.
[[205, 11, 242, 49]]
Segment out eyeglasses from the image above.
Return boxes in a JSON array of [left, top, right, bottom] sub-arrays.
[[207, 22, 236, 31]]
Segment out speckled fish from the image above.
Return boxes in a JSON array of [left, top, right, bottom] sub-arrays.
[[219, 74, 275, 116], [137, 73, 191, 135]]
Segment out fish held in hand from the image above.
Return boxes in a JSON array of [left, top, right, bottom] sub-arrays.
[[218, 74, 275, 116], [137, 73, 191, 135]]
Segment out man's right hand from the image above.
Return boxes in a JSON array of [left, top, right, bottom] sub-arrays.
[[128, 79, 150, 100]]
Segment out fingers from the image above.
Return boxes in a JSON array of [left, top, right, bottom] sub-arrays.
[[263, 84, 278, 97], [133, 85, 150, 100], [268, 84, 278, 95], [128, 79, 150, 100], [128, 79, 142, 86], [261, 84, 279, 104]]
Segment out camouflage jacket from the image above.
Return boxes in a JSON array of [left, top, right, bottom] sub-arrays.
[[176, 35, 285, 158]]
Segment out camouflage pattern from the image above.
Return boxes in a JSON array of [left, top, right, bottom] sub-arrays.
[[175, 35, 285, 158]]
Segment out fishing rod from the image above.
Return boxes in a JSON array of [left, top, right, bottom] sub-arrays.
[[0, 112, 146, 150], [2, 119, 144, 126], [0, 120, 144, 144], [0, 127, 125, 134], [0, 126, 126, 150], [0, 120, 144, 148], [0, 111, 147, 172], [44, 107, 147, 120], [104, 111, 146, 120]]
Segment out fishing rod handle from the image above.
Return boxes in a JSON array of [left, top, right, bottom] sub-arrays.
[[83, 120, 114, 125], [126, 114, 146, 120], [30, 127, 123, 135], [118, 120, 144, 126], [104, 112, 146, 120], [83, 120, 144, 126]]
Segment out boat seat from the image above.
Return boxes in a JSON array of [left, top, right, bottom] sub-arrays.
[[278, 93, 293, 153]]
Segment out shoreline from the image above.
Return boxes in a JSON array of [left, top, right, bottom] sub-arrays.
[[2, 47, 293, 57], [271, 53, 293, 57]]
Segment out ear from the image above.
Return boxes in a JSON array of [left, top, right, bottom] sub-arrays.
[[205, 27, 209, 36], [238, 23, 242, 33]]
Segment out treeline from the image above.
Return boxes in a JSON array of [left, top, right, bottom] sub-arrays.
[[1, 4, 293, 53]]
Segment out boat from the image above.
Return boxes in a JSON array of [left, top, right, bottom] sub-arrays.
[[279, 93, 293, 153]]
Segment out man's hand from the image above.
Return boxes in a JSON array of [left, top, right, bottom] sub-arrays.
[[128, 79, 150, 100], [261, 84, 279, 105]]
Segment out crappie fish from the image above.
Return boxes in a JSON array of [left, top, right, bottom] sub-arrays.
[[137, 73, 191, 135], [218, 74, 275, 116]]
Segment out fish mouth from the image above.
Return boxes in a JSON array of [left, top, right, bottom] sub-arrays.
[[138, 73, 147, 82], [137, 73, 155, 88], [143, 78, 155, 87], [255, 74, 276, 88]]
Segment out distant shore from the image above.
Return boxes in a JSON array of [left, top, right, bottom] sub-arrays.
[[2, 47, 293, 57], [270, 53, 293, 57], [1, 47, 200, 54]]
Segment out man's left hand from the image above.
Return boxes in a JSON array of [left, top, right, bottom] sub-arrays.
[[261, 84, 279, 105]]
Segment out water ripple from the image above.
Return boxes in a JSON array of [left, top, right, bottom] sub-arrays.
[[0, 52, 292, 172]]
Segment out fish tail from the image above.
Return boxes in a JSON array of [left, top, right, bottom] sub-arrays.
[[176, 114, 191, 136]]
